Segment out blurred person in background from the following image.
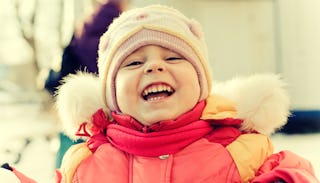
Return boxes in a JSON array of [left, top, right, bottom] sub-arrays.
[[44, 0, 130, 168]]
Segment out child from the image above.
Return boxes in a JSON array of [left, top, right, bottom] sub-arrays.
[[3, 4, 319, 183]]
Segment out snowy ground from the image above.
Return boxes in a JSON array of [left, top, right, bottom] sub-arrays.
[[1, 91, 320, 182]]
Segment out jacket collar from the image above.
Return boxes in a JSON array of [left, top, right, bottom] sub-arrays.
[[111, 101, 206, 133]]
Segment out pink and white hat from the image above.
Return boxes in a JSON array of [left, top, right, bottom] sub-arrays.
[[97, 5, 212, 112]]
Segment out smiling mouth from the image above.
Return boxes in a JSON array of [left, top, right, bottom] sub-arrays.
[[142, 83, 175, 101]]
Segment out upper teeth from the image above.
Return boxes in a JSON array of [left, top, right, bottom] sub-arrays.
[[142, 84, 173, 97]]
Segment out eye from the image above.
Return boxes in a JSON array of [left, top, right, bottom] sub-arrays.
[[165, 51, 185, 62], [166, 57, 182, 61], [124, 60, 143, 67], [165, 56, 186, 63]]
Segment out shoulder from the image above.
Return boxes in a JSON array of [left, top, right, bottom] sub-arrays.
[[59, 143, 92, 182], [226, 133, 274, 182]]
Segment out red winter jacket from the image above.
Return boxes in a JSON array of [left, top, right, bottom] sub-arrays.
[[53, 101, 319, 183], [7, 98, 319, 183]]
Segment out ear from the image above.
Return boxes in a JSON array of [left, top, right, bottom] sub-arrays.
[[55, 72, 108, 140], [213, 74, 290, 135]]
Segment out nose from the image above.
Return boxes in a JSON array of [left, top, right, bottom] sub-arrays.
[[144, 62, 166, 74]]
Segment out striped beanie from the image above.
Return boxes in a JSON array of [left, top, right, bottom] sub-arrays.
[[97, 4, 212, 112]]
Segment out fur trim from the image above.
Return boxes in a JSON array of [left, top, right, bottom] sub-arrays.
[[213, 74, 290, 135], [56, 72, 290, 139], [55, 72, 107, 140]]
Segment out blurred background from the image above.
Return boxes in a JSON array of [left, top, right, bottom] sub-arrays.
[[0, 0, 319, 182]]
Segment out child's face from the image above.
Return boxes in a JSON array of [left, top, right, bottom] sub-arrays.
[[115, 45, 200, 126]]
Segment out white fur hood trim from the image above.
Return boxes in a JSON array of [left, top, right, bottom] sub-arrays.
[[213, 74, 290, 135], [56, 72, 290, 139], [56, 72, 106, 140]]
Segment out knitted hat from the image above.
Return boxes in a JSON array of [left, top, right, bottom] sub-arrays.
[[98, 5, 212, 112]]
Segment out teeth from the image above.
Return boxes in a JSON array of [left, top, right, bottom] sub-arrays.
[[142, 84, 173, 97], [152, 87, 157, 93], [148, 96, 164, 101], [143, 90, 147, 96]]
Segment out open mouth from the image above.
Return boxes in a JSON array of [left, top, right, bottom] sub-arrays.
[[142, 83, 175, 101]]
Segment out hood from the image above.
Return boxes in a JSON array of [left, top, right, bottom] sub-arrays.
[[56, 73, 290, 139], [210, 74, 290, 135]]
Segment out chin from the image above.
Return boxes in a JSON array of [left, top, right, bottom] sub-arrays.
[[141, 111, 181, 125]]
